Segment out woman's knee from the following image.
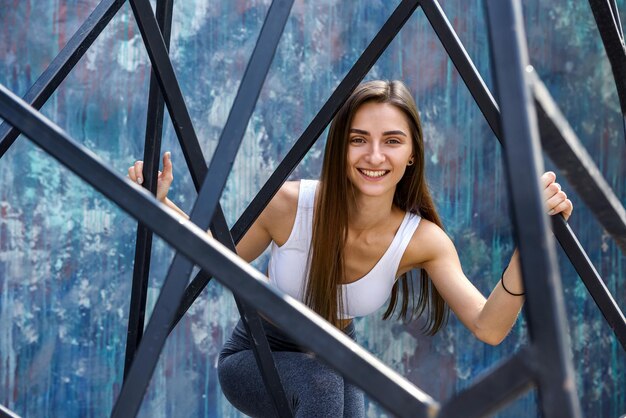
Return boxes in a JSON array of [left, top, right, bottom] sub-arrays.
[[218, 352, 275, 417]]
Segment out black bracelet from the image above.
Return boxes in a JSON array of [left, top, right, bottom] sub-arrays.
[[501, 268, 525, 296]]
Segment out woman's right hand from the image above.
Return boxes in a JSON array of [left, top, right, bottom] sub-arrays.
[[128, 151, 173, 202]]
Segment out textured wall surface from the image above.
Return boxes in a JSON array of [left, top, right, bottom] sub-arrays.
[[1, 0, 625, 417]]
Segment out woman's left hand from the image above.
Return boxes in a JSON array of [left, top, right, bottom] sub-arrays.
[[541, 171, 573, 221]]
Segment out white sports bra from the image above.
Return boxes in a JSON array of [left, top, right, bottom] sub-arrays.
[[267, 180, 422, 319]]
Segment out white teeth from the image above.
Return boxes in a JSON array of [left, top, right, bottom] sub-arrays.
[[360, 169, 388, 178]]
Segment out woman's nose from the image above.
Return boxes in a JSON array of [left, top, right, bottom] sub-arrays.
[[366, 144, 385, 164]]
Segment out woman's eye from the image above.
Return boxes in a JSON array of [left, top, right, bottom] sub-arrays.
[[350, 137, 365, 143], [387, 138, 401, 144]]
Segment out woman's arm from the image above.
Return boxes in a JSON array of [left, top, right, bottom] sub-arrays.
[[472, 171, 573, 344], [410, 171, 573, 345], [128, 152, 189, 218], [128, 152, 282, 263]]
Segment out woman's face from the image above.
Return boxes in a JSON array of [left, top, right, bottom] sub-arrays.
[[346, 101, 414, 199]]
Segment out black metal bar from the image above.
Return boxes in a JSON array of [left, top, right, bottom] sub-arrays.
[[117, 0, 295, 415], [485, 1, 581, 417], [438, 349, 534, 418], [421, 0, 626, 253], [587, 0, 626, 141], [551, 215, 626, 350], [0, 82, 438, 418], [127, 0, 206, 189], [419, 0, 502, 139], [0, 0, 126, 159], [188, 0, 294, 229], [421, 0, 626, 349], [210, 208, 294, 418], [531, 74, 626, 253], [608, 0, 624, 37], [0, 404, 21, 418], [231, 0, 420, 241], [123, 0, 174, 380], [176, 0, 422, 325]]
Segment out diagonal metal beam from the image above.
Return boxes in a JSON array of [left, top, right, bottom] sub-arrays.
[[438, 348, 533, 418], [190, 0, 294, 228], [0, 81, 438, 418], [0, 0, 127, 159], [0, 404, 21, 418], [420, 0, 626, 351], [531, 74, 626, 253], [116, 0, 295, 415], [550, 214, 626, 350], [485, 1, 581, 416], [175, 0, 422, 328], [419, 0, 502, 138], [123, 0, 174, 380], [421, 0, 626, 255], [210, 207, 293, 417], [587, 0, 626, 140], [127, 0, 205, 188]]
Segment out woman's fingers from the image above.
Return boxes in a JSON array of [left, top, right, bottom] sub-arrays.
[[541, 171, 573, 220], [543, 181, 561, 202], [133, 160, 144, 185], [127, 153, 172, 202], [540, 171, 556, 189], [549, 199, 573, 220], [546, 190, 567, 214], [128, 166, 136, 182], [161, 151, 173, 182]]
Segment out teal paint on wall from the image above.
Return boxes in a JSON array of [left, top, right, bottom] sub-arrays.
[[0, 0, 625, 417]]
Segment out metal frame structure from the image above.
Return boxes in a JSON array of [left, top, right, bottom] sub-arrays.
[[0, 404, 21, 418], [0, 0, 623, 417], [587, 0, 626, 139]]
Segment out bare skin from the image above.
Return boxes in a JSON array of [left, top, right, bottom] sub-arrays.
[[128, 104, 573, 346]]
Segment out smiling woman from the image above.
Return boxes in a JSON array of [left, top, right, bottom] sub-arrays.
[[129, 80, 574, 417]]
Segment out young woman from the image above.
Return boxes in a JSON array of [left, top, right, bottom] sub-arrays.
[[128, 80, 573, 417]]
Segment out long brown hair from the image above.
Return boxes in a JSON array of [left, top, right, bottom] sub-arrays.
[[304, 80, 449, 334]]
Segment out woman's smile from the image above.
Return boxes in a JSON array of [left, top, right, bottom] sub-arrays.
[[357, 168, 390, 179]]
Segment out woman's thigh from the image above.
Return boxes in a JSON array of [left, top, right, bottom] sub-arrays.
[[218, 350, 363, 418]]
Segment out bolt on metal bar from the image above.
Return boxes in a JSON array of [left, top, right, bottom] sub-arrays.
[[117, 0, 295, 415], [0, 0, 126, 159], [0, 81, 438, 418], [438, 348, 533, 418], [420, 0, 626, 348], [485, 1, 581, 417], [175, 0, 422, 327], [587, 0, 626, 142], [0, 404, 21, 418], [123, 0, 174, 381]]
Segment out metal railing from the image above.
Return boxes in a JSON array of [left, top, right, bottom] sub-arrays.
[[0, 0, 623, 416]]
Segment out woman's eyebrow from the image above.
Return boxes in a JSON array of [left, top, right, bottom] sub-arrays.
[[349, 128, 407, 137], [382, 130, 407, 137], [349, 128, 369, 135]]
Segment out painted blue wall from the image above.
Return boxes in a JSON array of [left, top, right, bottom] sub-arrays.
[[0, 0, 625, 417]]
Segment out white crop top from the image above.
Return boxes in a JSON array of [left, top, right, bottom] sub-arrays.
[[268, 180, 422, 319]]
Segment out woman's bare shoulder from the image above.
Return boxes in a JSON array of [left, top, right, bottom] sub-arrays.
[[402, 217, 456, 269], [267, 180, 300, 214], [258, 181, 301, 244]]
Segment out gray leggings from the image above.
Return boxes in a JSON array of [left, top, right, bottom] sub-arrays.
[[218, 319, 364, 417]]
